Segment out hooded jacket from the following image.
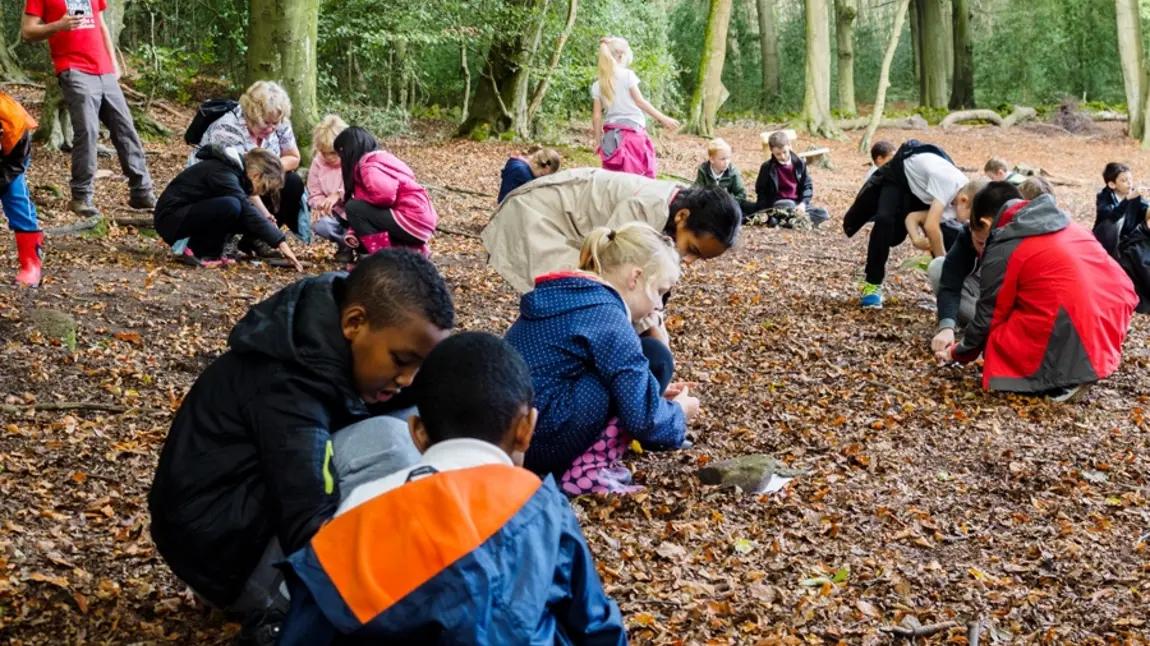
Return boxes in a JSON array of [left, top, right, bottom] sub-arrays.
[[153, 144, 286, 248], [505, 274, 686, 477], [482, 168, 679, 294], [754, 151, 813, 210], [952, 195, 1138, 392], [353, 150, 438, 243], [148, 274, 404, 608], [694, 161, 748, 201], [277, 461, 627, 645], [498, 157, 535, 203], [843, 140, 953, 238]]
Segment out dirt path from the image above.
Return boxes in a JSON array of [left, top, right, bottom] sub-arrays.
[[1, 111, 1148, 643]]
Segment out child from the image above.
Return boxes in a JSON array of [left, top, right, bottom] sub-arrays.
[[506, 222, 699, 495], [498, 146, 561, 203], [938, 183, 1137, 401], [905, 180, 983, 257], [866, 140, 895, 180], [149, 251, 455, 633], [984, 156, 1025, 185], [335, 126, 437, 257], [843, 139, 969, 309], [1094, 162, 1136, 257], [153, 144, 303, 270], [483, 167, 741, 294], [276, 332, 627, 644], [307, 114, 352, 263], [754, 131, 830, 229], [592, 37, 680, 179], [0, 91, 42, 287], [1018, 175, 1054, 200], [694, 138, 757, 220]]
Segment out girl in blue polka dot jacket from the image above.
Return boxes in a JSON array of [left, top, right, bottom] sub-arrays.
[[506, 222, 700, 495]]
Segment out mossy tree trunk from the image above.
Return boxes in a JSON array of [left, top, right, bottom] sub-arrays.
[[247, 0, 320, 160], [834, 0, 857, 117], [948, 0, 973, 109], [684, 0, 733, 137], [755, 0, 780, 109], [799, 0, 837, 137]]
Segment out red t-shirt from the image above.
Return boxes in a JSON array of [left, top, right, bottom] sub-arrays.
[[24, 0, 114, 75]]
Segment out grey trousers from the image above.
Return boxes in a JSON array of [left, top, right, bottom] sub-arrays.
[[312, 215, 351, 250], [58, 70, 154, 201], [227, 410, 421, 613], [928, 256, 979, 326], [773, 199, 830, 225]]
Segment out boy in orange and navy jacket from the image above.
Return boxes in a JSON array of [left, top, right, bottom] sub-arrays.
[[0, 91, 42, 287], [278, 332, 627, 645]]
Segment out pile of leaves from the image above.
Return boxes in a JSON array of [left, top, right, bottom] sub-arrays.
[[0, 102, 1148, 644]]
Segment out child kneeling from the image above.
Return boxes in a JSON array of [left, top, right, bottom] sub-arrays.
[[278, 332, 626, 645], [506, 222, 699, 495], [307, 115, 354, 263], [153, 145, 302, 270]]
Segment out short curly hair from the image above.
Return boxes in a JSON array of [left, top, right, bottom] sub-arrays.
[[240, 81, 293, 131], [344, 249, 455, 331]]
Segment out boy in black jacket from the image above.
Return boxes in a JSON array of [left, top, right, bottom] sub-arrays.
[[148, 251, 455, 636], [153, 143, 302, 269], [1094, 162, 1140, 257], [753, 131, 830, 228]]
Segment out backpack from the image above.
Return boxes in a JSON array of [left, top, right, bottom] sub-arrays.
[[184, 98, 239, 145]]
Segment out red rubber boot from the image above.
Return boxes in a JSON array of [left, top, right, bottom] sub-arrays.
[[14, 231, 43, 287]]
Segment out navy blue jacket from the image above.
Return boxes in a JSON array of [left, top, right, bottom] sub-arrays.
[[498, 157, 535, 203]]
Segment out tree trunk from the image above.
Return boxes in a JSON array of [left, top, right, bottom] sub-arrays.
[[247, 0, 320, 162], [860, 0, 912, 152], [948, 0, 973, 109], [0, 1, 29, 83], [685, 0, 734, 137], [799, 0, 836, 137], [755, 0, 780, 109], [460, 45, 471, 124], [527, 0, 579, 124], [458, 0, 536, 138], [834, 0, 857, 117], [1116, 0, 1146, 139], [396, 39, 409, 111], [917, 0, 950, 108], [509, 0, 550, 139], [910, 0, 922, 102]]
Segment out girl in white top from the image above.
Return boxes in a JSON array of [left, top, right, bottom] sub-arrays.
[[591, 37, 679, 178]]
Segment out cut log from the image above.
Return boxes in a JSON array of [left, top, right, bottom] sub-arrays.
[[1090, 110, 1127, 122], [837, 115, 927, 131], [797, 147, 830, 163], [759, 128, 797, 154], [697, 454, 807, 492], [1001, 106, 1037, 128]]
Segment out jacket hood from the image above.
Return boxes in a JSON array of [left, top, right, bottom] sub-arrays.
[[518, 274, 627, 321], [992, 194, 1070, 243], [228, 273, 362, 409], [195, 143, 245, 170]]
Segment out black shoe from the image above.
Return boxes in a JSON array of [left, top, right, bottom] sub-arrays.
[[128, 194, 157, 210], [238, 238, 283, 259], [334, 247, 355, 265], [236, 607, 285, 646]]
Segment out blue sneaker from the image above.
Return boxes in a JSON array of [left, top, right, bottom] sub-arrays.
[[860, 282, 884, 309]]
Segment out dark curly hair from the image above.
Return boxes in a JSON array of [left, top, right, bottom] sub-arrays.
[[344, 249, 455, 331], [665, 186, 741, 249]]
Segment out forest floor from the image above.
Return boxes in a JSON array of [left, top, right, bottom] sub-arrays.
[[1, 90, 1148, 644]]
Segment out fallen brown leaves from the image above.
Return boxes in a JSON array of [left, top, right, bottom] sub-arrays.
[[0, 92, 1148, 643]]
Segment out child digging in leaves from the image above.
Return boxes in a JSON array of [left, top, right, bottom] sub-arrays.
[[497, 146, 561, 203], [307, 114, 353, 263], [753, 131, 830, 229], [277, 332, 626, 644], [506, 222, 698, 495]]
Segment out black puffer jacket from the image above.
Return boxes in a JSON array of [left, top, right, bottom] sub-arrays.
[[754, 151, 813, 211], [148, 273, 407, 607], [843, 140, 953, 237]]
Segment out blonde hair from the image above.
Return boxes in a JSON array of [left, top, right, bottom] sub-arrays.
[[240, 81, 293, 130], [597, 37, 634, 108], [578, 222, 680, 290], [526, 146, 561, 175], [984, 156, 1010, 174], [245, 149, 285, 207], [1019, 176, 1054, 200], [707, 138, 732, 158], [956, 179, 985, 203], [312, 114, 348, 157]]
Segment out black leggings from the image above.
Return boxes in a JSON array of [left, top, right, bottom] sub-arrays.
[[344, 199, 425, 246], [164, 196, 244, 258], [864, 183, 926, 285]]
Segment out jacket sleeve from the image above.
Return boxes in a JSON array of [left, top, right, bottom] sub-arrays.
[[551, 505, 628, 646], [694, 165, 708, 187], [238, 196, 288, 247], [247, 378, 338, 554], [936, 233, 978, 330], [953, 243, 1014, 363], [589, 309, 686, 449], [356, 162, 400, 208], [1097, 191, 1119, 223], [730, 168, 748, 201], [306, 158, 326, 209], [754, 162, 771, 209], [800, 163, 814, 206]]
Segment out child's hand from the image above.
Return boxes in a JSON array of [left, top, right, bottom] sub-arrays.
[[794, 203, 806, 215], [912, 236, 931, 251], [664, 382, 698, 399], [278, 242, 304, 272], [673, 387, 700, 422], [660, 116, 681, 131], [934, 342, 956, 365]]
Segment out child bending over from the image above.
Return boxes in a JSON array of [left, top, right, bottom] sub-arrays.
[[905, 179, 983, 257], [307, 114, 353, 263], [153, 145, 302, 270], [0, 91, 42, 287], [277, 332, 626, 645], [506, 222, 698, 495], [498, 146, 561, 203], [336, 126, 437, 257], [754, 131, 829, 228], [864, 140, 895, 182], [694, 137, 757, 220], [984, 156, 1024, 185]]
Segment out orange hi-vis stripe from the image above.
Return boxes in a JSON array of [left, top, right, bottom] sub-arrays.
[[311, 464, 542, 624], [0, 92, 37, 157]]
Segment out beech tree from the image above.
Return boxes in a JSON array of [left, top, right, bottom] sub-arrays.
[[1115, 0, 1146, 140], [247, 0, 320, 155], [834, 0, 857, 117], [949, 0, 974, 109], [756, 0, 781, 108], [685, 0, 734, 136], [799, 0, 836, 136]]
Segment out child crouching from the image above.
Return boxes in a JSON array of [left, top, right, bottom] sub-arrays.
[[307, 114, 352, 263], [277, 332, 626, 644], [498, 146, 561, 203], [506, 222, 699, 495]]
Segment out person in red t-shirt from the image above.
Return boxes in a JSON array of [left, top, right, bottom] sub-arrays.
[[22, 0, 155, 217]]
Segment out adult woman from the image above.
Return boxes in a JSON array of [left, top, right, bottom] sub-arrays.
[[187, 81, 306, 257]]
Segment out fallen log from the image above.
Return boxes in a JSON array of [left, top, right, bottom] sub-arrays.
[[880, 621, 959, 638], [1091, 110, 1127, 122], [941, 106, 1036, 130], [837, 115, 928, 131], [1001, 106, 1038, 128]]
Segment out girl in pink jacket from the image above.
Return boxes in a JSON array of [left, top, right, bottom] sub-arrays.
[[335, 126, 437, 257]]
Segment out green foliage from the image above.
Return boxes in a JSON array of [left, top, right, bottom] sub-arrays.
[[326, 101, 411, 138]]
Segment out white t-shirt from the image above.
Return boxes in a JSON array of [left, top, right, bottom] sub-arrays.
[[903, 153, 969, 221], [591, 68, 645, 127]]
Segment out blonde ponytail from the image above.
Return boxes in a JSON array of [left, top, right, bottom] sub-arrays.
[[579, 222, 680, 289], [597, 37, 633, 108]]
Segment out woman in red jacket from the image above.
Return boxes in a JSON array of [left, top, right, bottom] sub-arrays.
[[939, 182, 1138, 401]]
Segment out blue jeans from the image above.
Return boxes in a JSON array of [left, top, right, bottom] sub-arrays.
[[1, 157, 39, 233]]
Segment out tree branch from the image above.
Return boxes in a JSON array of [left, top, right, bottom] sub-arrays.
[[1, 402, 155, 414], [483, 60, 513, 121], [425, 183, 494, 198], [527, 0, 579, 122], [880, 621, 959, 638]]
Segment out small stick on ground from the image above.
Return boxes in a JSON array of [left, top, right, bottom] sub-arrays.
[[880, 621, 959, 638], [968, 617, 983, 646], [865, 379, 912, 401], [437, 225, 481, 240], [1, 402, 137, 414], [425, 183, 494, 198]]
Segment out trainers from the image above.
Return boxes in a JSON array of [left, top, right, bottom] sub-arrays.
[[199, 256, 236, 268], [128, 194, 157, 210], [860, 282, 884, 309], [238, 238, 283, 259], [177, 248, 202, 267], [68, 199, 101, 217], [1047, 383, 1092, 403]]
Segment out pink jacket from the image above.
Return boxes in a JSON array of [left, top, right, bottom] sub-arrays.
[[353, 150, 438, 242], [307, 156, 345, 216]]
